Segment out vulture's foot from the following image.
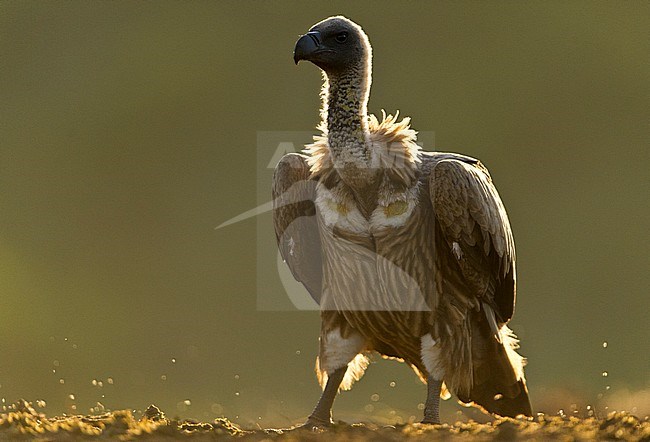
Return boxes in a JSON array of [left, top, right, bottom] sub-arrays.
[[298, 416, 333, 430], [300, 366, 347, 431]]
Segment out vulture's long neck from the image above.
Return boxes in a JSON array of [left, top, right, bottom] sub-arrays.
[[322, 60, 378, 205]]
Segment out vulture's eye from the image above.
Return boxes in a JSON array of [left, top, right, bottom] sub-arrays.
[[335, 32, 348, 43]]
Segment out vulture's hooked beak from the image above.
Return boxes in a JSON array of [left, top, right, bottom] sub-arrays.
[[294, 31, 321, 64]]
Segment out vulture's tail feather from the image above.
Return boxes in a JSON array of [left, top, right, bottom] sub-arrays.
[[458, 314, 532, 418]]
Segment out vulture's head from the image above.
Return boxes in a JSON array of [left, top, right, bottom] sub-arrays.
[[293, 16, 371, 75]]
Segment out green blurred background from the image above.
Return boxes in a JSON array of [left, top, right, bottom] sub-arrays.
[[1, 1, 648, 426]]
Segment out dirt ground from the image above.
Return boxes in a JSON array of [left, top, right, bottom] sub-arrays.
[[1, 400, 648, 441]]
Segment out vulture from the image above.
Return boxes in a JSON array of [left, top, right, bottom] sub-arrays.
[[273, 16, 532, 426]]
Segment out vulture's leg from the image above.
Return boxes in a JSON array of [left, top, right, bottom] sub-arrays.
[[422, 376, 442, 424], [420, 334, 444, 424], [302, 325, 367, 428], [303, 366, 346, 428]]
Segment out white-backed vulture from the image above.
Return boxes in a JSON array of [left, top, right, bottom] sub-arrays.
[[273, 16, 532, 426]]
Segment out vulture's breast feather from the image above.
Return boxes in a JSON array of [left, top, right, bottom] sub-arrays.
[[314, 179, 435, 336], [314, 182, 420, 234]]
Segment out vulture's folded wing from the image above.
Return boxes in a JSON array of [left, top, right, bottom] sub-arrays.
[[429, 159, 516, 324], [272, 153, 323, 304]]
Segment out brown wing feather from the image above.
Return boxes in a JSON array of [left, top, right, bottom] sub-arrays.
[[272, 153, 322, 304], [430, 159, 516, 323], [430, 158, 530, 417]]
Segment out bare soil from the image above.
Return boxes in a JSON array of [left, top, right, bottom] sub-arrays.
[[1, 401, 648, 441]]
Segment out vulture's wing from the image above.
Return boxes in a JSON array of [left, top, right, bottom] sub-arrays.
[[272, 153, 322, 304], [430, 159, 516, 325]]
